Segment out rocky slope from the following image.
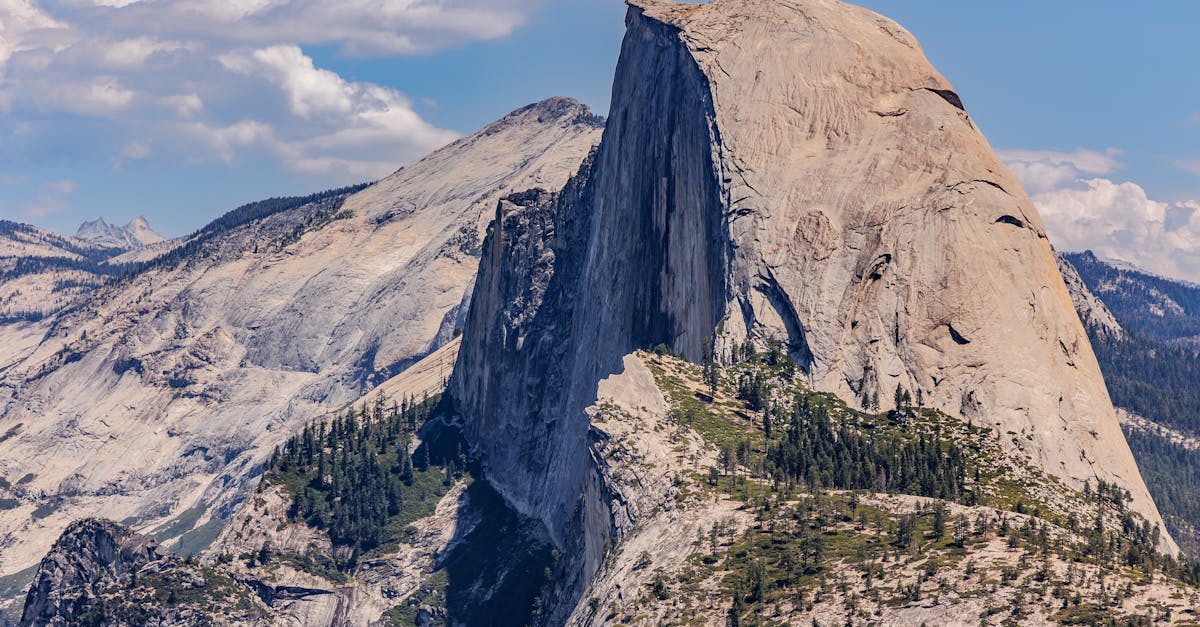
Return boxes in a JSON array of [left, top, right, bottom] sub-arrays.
[[20, 518, 266, 626], [75, 216, 166, 249], [0, 221, 120, 323], [567, 352, 1199, 626], [1057, 252, 1200, 558], [38, 346, 1196, 626], [9, 0, 1189, 623], [449, 0, 1174, 619], [17, 345, 550, 625], [1057, 252, 1123, 339], [628, 0, 1162, 529], [0, 97, 602, 611]]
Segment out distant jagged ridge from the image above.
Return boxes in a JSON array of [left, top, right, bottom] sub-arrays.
[[75, 216, 165, 249], [126, 182, 371, 273]]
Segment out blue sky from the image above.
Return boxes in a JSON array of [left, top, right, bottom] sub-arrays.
[[1, 0, 1198, 279]]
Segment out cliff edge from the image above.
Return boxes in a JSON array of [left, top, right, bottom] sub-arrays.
[[450, 0, 1174, 616]]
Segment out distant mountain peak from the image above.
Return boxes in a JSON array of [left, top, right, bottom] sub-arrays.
[[482, 97, 605, 136], [75, 215, 165, 249]]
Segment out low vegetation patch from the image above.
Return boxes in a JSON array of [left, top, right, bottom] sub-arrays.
[[637, 343, 1200, 625]]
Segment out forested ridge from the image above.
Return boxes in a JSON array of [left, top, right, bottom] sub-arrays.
[[763, 395, 968, 503], [626, 350, 1200, 624], [1065, 251, 1200, 343], [131, 182, 369, 272], [262, 393, 557, 624], [1064, 252, 1200, 557], [1091, 332, 1200, 433], [0, 220, 127, 285], [1090, 326, 1200, 556]]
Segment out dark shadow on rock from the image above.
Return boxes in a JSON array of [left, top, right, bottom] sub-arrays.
[[416, 419, 556, 627]]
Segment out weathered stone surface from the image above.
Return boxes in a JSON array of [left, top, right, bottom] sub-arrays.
[[629, 0, 1165, 543], [451, 6, 1173, 619], [21, 519, 165, 626], [20, 518, 267, 626], [203, 480, 475, 626], [0, 98, 601, 582], [1057, 252, 1123, 338]]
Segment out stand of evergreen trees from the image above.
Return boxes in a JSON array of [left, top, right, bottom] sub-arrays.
[[265, 393, 463, 566], [764, 395, 968, 503], [1063, 252, 1200, 556], [1091, 332, 1200, 434], [1124, 429, 1200, 557]]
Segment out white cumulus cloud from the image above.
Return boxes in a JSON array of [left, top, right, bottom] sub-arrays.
[[220, 46, 355, 119], [1002, 148, 1200, 282], [997, 148, 1122, 194], [217, 45, 458, 178], [0, 0, 538, 188]]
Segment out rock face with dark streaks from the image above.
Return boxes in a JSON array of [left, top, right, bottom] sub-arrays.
[[451, 0, 1174, 617], [0, 98, 602, 587], [20, 518, 267, 626], [21, 519, 164, 626]]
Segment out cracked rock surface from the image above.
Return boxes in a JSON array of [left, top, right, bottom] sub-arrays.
[[0, 98, 602, 588], [452, 7, 1173, 615], [624, 0, 1167, 544]]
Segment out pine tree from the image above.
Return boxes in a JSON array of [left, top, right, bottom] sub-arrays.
[[703, 349, 720, 398], [415, 444, 430, 471], [727, 582, 745, 627], [932, 503, 946, 539]]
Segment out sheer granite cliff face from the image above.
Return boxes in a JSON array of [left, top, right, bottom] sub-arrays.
[[451, 2, 731, 558], [451, 2, 1172, 611], [630, 0, 1165, 541], [0, 99, 602, 589]]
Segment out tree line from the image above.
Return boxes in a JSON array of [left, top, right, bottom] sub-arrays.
[[762, 394, 968, 502], [264, 393, 462, 567]]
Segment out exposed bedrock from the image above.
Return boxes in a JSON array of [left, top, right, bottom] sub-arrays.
[[450, 0, 1175, 619], [451, 0, 731, 571]]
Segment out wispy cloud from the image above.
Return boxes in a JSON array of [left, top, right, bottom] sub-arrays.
[[1184, 112, 1200, 128], [22, 179, 76, 217], [0, 0, 537, 184], [76, 0, 533, 57], [1176, 159, 1200, 177]]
